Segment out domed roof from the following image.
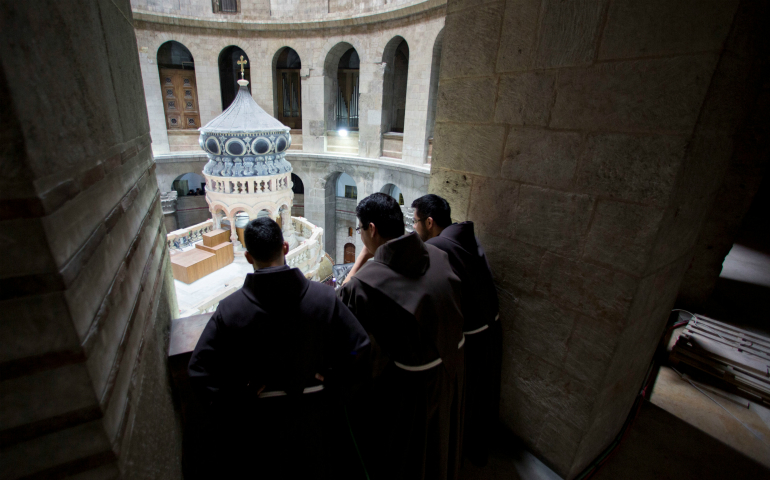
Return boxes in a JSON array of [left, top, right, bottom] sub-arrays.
[[200, 84, 289, 134]]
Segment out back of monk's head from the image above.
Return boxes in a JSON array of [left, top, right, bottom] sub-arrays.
[[411, 194, 452, 228], [243, 217, 285, 263], [356, 192, 405, 240]]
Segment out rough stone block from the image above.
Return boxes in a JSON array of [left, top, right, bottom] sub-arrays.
[[503, 338, 598, 432], [575, 133, 688, 207], [441, 3, 504, 79], [514, 185, 593, 256], [536, 252, 637, 320], [468, 176, 518, 237], [427, 168, 473, 222], [533, 414, 585, 478], [647, 194, 713, 273], [436, 76, 497, 123], [494, 71, 557, 126], [598, 0, 738, 60], [502, 128, 582, 188], [432, 124, 506, 178], [496, 0, 542, 72], [509, 292, 583, 365], [583, 200, 665, 275], [534, 0, 608, 68], [480, 234, 544, 295], [563, 314, 623, 390], [550, 55, 718, 133]]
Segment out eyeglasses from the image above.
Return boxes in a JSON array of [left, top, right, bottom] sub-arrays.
[[355, 224, 368, 233], [413, 217, 426, 225]]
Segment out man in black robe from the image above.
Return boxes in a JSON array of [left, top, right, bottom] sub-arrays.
[[339, 193, 465, 480], [188, 217, 370, 478], [411, 194, 501, 467]]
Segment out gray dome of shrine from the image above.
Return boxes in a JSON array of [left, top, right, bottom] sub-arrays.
[[199, 80, 292, 177]]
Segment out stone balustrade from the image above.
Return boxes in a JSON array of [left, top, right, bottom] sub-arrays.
[[161, 190, 178, 214], [166, 219, 214, 251], [287, 216, 324, 279], [204, 172, 291, 195]]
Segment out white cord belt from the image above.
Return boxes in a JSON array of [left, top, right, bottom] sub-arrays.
[[464, 324, 489, 335], [394, 358, 443, 372], [258, 384, 325, 398]]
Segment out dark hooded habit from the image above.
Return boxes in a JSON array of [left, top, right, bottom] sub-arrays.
[[427, 222, 502, 467], [188, 265, 370, 478], [338, 232, 466, 480]]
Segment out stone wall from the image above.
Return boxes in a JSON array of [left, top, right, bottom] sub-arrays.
[[132, 5, 445, 165], [432, 0, 766, 478], [131, 0, 431, 21], [0, 1, 181, 478]]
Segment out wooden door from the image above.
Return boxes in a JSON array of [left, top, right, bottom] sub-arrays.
[[160, 68, 201, 130], [343, 243, 355, 264]]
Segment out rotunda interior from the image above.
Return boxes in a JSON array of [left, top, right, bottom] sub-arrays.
[[1, 1, 769, 479]]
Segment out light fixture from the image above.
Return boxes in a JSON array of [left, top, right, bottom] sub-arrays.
[[338, 129, 348, 137]]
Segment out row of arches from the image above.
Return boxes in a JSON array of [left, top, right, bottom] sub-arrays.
[[155, 33, 442, 160]]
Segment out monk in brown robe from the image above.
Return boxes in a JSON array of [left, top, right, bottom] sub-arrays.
[[339, 192, 465, 480], [188, 218, 370, 478], [411, 194, 501, 467]]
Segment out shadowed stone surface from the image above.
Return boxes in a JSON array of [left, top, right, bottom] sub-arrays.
[[437, 76, 498, 123], [533, 0, 608, 69], [598, 0, 739, 60], [514, 186, 593, 256], [433, 123, 506, 177], [583, 201, 665, 275], [502, 128, 582, 188], [551, 56, 718, 133], [575, 134, 687, 207], [495, 72, 557, 126]]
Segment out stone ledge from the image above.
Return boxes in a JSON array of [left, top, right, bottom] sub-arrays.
[[132, 0, 447, 32], [153, 151, 431, 176]]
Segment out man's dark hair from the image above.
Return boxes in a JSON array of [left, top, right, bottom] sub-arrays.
[[411, 194, 452, 228], [356, 192, 405, 240], [243, 217, 285, 263]]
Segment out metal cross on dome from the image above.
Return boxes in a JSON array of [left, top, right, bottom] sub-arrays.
[[237, 55, 248, 79]]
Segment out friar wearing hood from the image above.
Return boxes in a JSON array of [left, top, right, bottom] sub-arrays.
[[338, 192, 466, 480], [411, 194, 502, 467], [188, 217, 370, 478]]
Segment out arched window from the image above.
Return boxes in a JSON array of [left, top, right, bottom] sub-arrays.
[[219, 46, 250, 110], [172, 172, 205, 196], [291, 173, 304, 194], [380, 183, 403, 205], [348, 227, 353, 237], [157, 41, 200, 130], [382, 37, 409, 134], [273, 47, 302, 129], [336, 48, 360, 131]]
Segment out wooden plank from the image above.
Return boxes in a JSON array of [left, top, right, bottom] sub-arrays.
[[683, 326, 770, 363], [672, 342, 770, 392], [689, 319, 770, 353], [693, 315, 770, 349], [686, 323, 770, 358], [670, 350, 770, 403], [676, 337, 770, 381]]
